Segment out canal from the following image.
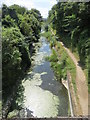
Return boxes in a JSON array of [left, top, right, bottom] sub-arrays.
[[14, 36, 69, 118]]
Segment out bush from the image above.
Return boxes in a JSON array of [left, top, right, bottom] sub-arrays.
[[2, 4, 42, 104], [2, 27, 31, 100], [49, 49, 58, 62]]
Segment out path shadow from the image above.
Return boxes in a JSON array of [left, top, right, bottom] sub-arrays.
[[77, 61, 85, 70]]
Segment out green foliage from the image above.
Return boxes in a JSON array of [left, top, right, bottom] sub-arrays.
[[18, 11, 42, 42], [50, 36, 56, 48], [41, 31, 52, 42], [78, 29, 90, 66], [2, 15, 16, 27], [48, 49, 58, 62], [9, 4, 26, 15], [44, 30, 76, 92], [29, 8, 43, 22], [44, 32, 68, 81], [19, 16, 31, 36], [2, 27, 22, 97], [2, 4, 42, 103], [48, 2, 90, 61], [48, 2, 90, 90], [2, 4, 19, 23], [2, 27, 31, 99], [2, 4, 9, 18], [47, 48, 67, 81], [45, 25, 48, 32]]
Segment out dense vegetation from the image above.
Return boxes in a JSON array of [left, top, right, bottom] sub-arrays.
[[47, 2, 90, 91], [43, 31, 76, 93], [2, 4, 42, 102]]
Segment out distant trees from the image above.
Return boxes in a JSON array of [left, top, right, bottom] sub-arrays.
[[48, 2, 90, 82], [2, 4, 42, 101]]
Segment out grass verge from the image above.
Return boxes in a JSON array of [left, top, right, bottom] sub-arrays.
[[58, 33, 89, 93]]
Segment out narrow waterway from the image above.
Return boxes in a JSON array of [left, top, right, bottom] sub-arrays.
[[19, 36, 69, 118]]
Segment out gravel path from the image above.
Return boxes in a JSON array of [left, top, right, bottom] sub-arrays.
[[60, 42, 88, 116]]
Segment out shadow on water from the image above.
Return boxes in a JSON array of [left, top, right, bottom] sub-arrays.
[[40, 75, 69, 116], [7, 84, 25, 118], [33, 61, 69, 116], [18, 108, 34, 118], [26, 108, 34, 117]]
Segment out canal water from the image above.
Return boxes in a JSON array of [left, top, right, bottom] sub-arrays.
[[19, 36, 69, 118]]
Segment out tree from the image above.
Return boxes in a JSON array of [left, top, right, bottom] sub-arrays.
[[2, 4, 42, 104], [48, 1, 90, 87]]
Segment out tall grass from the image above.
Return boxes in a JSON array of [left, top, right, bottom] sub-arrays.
[[56, 42, 77, 93]]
